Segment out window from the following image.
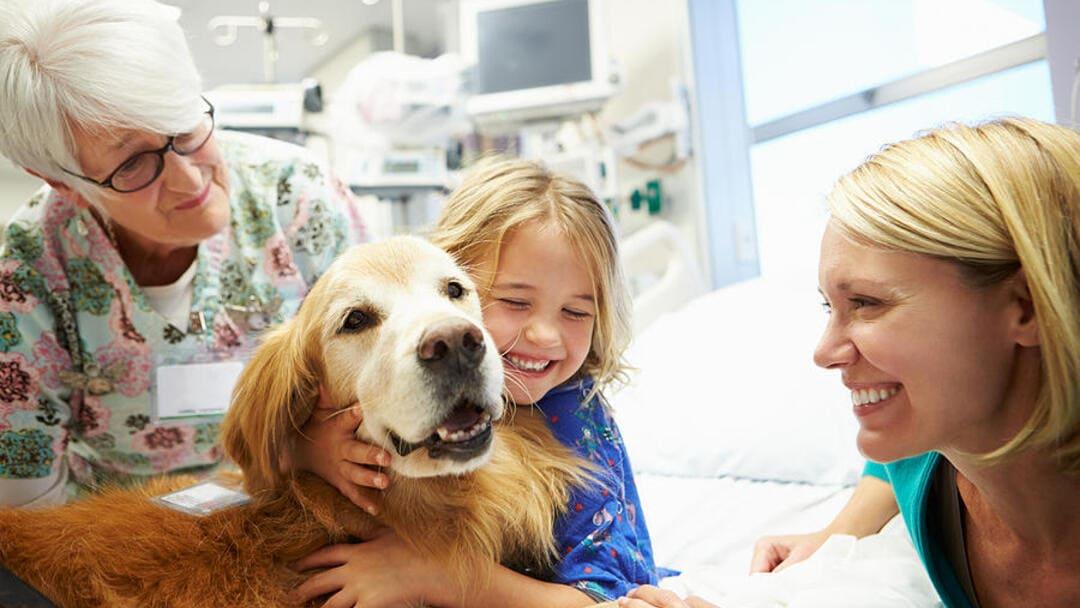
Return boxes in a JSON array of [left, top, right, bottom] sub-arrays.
[[749, 60, 1054, 284], [737, 0, 1045, 125]]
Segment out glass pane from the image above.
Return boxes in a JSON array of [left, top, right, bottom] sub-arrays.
[[737, 0, 1045, 125], [748, 61, 1054, 287]]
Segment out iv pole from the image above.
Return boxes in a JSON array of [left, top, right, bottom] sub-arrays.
[[208, 2, 329, 83]]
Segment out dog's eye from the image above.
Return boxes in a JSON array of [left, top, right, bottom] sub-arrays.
[[446, 280, 466, 300], [341, 309, 374, 333]]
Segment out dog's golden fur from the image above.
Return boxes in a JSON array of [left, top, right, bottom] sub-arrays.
[[0, 237, 590, 607]]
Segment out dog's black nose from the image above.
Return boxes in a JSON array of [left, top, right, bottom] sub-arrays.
[[418, 319, 486, 369]]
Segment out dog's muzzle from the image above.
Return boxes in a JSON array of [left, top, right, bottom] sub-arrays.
[[390, 401, 495, 461], [388, 318, 499, 461]]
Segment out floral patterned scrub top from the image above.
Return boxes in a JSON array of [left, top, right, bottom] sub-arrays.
[[539, 378, 664, 601], [0, 131, 369, 501]]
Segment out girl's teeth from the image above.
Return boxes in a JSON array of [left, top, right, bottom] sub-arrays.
[[851, 386, 900, 406], [507, 355, 550, 372]]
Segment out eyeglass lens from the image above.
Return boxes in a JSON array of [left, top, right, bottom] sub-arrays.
[[111, 113, 215, 192]]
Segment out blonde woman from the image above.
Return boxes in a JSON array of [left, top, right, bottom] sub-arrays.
[[291, 159, 664, 607], [626, 118, 1080, 608]]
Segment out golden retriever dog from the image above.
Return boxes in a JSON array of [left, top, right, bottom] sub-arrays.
[[0, 237, 589, 607]]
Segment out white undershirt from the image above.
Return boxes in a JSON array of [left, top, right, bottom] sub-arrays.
[[0, 463, 68, 507], [140, 259, 198, 329]]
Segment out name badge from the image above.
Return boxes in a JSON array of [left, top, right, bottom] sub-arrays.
[[154, 360, 245, 421], [155, 481, 251, 516]]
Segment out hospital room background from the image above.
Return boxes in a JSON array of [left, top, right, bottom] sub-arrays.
[[0, 0, 1076, 604]]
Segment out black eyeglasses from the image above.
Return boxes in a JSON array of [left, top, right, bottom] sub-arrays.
[[63, 97, 216, 194]]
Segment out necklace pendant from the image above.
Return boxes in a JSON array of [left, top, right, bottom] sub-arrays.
[[188, 310, 207, 334], [246, 312, 269, 331]]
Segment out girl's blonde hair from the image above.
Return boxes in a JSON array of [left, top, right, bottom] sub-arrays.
[[827, 117, 1080, 474], [429, 158, 632, 395]]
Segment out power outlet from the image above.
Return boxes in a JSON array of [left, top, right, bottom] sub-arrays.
[[733, 220, 758, 264]]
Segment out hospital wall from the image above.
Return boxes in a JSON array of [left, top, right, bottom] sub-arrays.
[[0, 165, 40, 232], [598, 0, 710, 280]]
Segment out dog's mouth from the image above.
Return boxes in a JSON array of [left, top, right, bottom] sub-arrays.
[[389, 401, 494, 461]]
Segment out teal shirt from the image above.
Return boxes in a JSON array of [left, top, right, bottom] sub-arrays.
[[864, 454, 973, 608]]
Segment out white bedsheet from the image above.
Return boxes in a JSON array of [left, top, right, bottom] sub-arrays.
[[636, 474, 941, 607], [638, 474, 854, 575], [661, 522, 942, 607]]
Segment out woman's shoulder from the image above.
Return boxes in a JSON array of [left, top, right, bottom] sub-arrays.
[[215, 131, 362, 286], [217, 130, 338, 222], [5, 185, 56, 229], [879, 452, 942, 498], [216, 130, 326, 177], [2, 187, 75, 264]]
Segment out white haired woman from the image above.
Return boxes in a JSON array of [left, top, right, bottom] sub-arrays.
[[624, 118, 1080, 608], [0, 0, 390, 509]]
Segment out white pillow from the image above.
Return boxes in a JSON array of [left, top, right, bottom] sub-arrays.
[[612, 278, 865, 486]]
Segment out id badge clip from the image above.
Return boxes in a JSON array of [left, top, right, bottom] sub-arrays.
[[154, 480, 251, 516]]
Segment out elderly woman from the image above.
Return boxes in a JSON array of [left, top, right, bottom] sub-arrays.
[[622, 118, 1080, 608], [0, 0, 389, 509]]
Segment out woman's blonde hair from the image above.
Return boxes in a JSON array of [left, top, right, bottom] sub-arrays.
[[827, 117, 1080, 474], [429, 158, 632, 396]]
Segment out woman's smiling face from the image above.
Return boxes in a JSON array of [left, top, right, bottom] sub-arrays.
[[813, 222, 1038, 463], [70, 121, 231, 248], [481, 221, 597, 405]]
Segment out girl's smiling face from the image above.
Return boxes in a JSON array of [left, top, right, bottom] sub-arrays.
[[482, 221, 597, 405], [814, 222, 1040, 464]]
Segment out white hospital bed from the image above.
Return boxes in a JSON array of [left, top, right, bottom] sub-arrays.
[[611, 277, 943, 607], [619, 220, 706, 334]]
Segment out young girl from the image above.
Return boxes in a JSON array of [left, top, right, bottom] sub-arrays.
[[290, 159, 661, 607]]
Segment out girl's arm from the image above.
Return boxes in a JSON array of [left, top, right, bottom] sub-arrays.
[[434, 565, 596, 608], [291, 534, 597, 608], [616, 585, 716, 608], [542, 391, 662, 601]]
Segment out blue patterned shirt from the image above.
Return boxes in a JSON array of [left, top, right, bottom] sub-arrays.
[[537, 378, 661, 601]]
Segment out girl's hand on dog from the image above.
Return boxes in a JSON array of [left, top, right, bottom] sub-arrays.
[[616, 586, 716, 608], [287, 385, 393, 515], [291, 530, 447, 608]]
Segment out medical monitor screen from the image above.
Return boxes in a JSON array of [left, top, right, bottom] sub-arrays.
[[475, 0, 592, 95]]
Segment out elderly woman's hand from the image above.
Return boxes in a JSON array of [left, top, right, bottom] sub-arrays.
[[616, 586, 716, 608], [285, 385, 393, 515]]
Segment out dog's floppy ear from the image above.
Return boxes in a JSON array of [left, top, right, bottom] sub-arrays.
[[221, 318, 320, 494]]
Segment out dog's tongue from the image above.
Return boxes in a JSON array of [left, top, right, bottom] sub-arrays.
[[439, 406, 482, 432]]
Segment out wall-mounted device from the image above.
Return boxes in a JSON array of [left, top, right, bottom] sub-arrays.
[[460, 0, 617, 126], [205, 80, 322, 145], [344, 148, 449, 195]]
